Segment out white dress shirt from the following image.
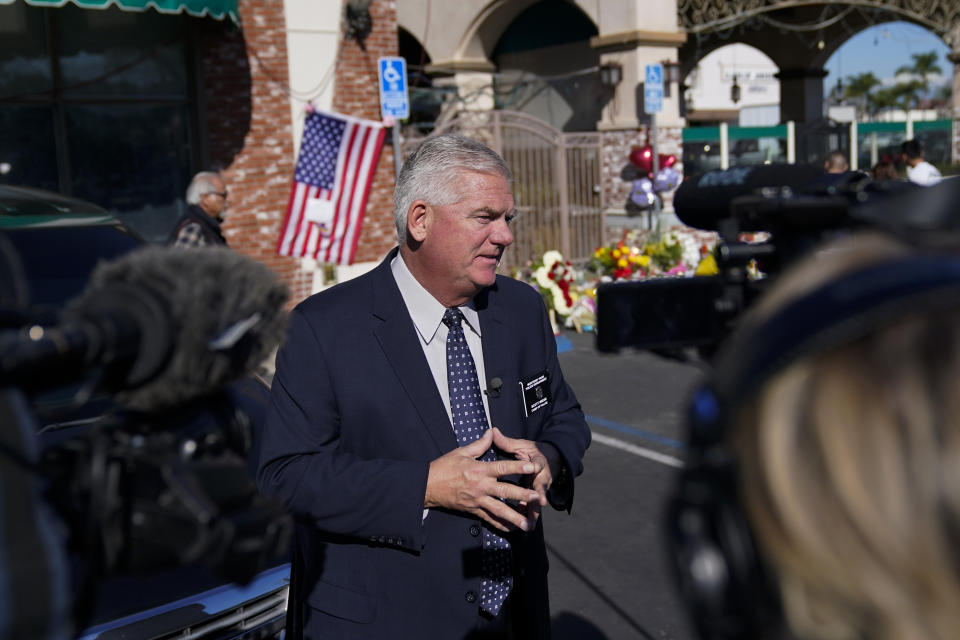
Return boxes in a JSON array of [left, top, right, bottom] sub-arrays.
[[390, 253, 495, 427], [391, 253, 497, 521]]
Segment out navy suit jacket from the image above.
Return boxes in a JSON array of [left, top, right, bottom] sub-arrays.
[[258, 248, 590, 639]]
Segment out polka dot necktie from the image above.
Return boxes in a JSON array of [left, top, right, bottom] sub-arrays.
[[443, 308, 513, 616]]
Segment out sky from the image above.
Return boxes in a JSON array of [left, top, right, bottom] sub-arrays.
[[823, 21, 952, 93]]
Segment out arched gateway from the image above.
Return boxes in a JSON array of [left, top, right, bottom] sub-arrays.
[[403, 111, 604, 271], [678, 0, 960, 122]]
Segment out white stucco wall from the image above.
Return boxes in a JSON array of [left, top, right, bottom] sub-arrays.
[[283, 0, 342, 291], [284, 0, 341, 155], [686, 44, 780, 116], [593, 0, 676, 33], [397, 0, 603, 66]]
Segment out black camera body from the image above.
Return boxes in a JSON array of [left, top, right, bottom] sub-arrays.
[[595, 165, 960, 356]]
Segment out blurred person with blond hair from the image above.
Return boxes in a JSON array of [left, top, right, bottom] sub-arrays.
[[669, 226, 960, 640]]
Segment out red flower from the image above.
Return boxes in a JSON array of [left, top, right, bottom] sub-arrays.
[[556, 279, 573, 307]]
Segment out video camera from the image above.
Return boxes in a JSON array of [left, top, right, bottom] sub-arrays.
[[595, 163, 960, 356], [0, 240, 292, 637]]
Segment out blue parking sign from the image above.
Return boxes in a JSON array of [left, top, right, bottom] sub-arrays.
[[644, 89, 662, 114], [378, 57, 410, 120], [644, 63, 663, 114], [645, 64, 663, 89]]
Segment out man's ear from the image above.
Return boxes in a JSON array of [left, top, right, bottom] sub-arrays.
[[407, 201, 430, 243]]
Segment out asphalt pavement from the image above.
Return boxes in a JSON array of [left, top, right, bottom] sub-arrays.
[[545, 329, 704, 640]]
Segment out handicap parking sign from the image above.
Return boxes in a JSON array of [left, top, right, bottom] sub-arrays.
[[644, 64, 663, 114], [645, 64, 663, 89], [378, 57, 410, 120]]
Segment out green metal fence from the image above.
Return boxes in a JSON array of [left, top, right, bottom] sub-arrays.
[[683, 119, 954, 175], [854, 119, 952, 170]]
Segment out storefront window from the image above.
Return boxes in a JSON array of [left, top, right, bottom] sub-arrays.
[[0, 3, 52, 95], [0, 3, 196, 242], [58, 4, 189, 98], [0, 105, 58, 191]]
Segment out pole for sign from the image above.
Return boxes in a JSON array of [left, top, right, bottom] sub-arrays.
[[651, 113, 660, 229], [392, 126, 402, 180]]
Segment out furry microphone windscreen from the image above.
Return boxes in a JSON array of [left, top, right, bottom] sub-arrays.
[[74, 246, 290, 411]]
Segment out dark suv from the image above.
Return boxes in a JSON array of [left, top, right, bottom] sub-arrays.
[[1, 186, 290, 640]]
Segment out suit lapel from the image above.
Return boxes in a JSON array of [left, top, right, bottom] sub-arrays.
[[477, 283, 521, 440], [371, 250, 457, 455]]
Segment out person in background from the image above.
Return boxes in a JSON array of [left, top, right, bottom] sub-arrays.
[[823, 150, 849, 174], [900, 139, 942, 186], [871, 157, 900, 181], [258, 134, 590, 639], [169, 171, 229, 247]]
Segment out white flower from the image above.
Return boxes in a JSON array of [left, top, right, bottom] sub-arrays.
[[542, 250, 563, 269], [553, 287, 573, 315], [534, 265, 554, 289], [534, 253, 573, 316]]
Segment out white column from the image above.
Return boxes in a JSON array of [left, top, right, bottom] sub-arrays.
[[849, 121, 858, 170], [786, 121, 795, 163], [720, 122, 729, 169]]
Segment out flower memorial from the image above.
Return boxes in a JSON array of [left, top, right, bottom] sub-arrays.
[[588, 228, 716, 281], [591, 242, 651, 280], [516, 226, 724, 334], [534, 250, 576, 317]]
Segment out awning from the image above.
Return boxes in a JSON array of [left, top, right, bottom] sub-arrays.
[[0, 0, 238, 23]]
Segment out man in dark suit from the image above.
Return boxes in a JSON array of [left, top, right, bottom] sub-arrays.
[[258, 134, 590, 639]]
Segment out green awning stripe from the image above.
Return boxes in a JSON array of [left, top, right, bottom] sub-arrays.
[[914, 119, 952, 132], [0, 0, 238, 23], [728, 125, 787, 141], [682, 126, 720, 142], [858, 121, 906, 134]]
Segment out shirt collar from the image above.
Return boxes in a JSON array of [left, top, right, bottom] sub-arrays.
[[190, 204, 223, 231], [391, 253, 482, 343]]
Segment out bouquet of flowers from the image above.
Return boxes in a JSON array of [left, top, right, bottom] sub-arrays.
[[642, 234, 684, 272], [590, 241, 651, 280], [532, 250, 576, 318]]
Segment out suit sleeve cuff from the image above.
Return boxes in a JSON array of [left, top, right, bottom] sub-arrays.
[[539, 441, 574, 513]]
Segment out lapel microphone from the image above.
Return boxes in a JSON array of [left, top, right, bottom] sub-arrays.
[[485, 377, 503, 398]]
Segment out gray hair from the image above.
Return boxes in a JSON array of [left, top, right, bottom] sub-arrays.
[[186, 171, 223, 205], [393, 134, 511, 243]]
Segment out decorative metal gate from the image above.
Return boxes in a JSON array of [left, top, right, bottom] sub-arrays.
[[402, 111, 604, 270]]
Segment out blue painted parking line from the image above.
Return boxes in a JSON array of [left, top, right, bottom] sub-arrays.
[[585, 414, 686, 450]]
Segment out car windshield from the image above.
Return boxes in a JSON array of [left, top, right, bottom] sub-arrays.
[[6, 223, 142, 310], [3, 222, 142, 416]]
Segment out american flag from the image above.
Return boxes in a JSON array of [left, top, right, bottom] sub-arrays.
[[277, 109, 386, 264]]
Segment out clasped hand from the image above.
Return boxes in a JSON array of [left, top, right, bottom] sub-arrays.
[[425, 428, 553, 533]]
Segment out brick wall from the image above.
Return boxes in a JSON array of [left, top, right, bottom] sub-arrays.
[[333, 0, 400, 263], [200, 1, 312, 304], [601, 126, 683, 214]]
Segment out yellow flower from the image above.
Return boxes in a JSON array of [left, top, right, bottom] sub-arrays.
[[611, 249, 621, 259], [617, 257, 628, 268], [695, 254, 719, 276], [637, 255, 651, 267]]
